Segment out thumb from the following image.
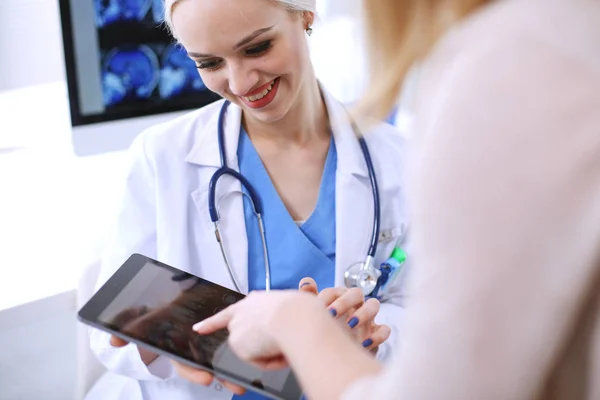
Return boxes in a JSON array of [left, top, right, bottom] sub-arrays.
[[298, 277, 318, 295], [110, 335, 129, 347]]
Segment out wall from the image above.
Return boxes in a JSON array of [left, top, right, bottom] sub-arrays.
[[0, 0, 65, 91]]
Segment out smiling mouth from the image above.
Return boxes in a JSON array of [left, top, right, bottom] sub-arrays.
[[242, 79, 276, 102]]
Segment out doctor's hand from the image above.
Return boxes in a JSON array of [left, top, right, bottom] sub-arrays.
[[298, 278, 391, 353], [107, 305, 161, 365], [170, 361, 246, 395]]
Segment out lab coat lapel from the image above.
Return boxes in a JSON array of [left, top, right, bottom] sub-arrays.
[[186, 101, 250, 294], [322, 90, 374, 287]]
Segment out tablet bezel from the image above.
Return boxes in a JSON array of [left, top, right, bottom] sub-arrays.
[[78, 253, 303, 400]]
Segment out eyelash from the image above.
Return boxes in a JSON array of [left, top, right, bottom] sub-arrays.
[[196, 40, 273, 71], [245, 40, 273, 57]]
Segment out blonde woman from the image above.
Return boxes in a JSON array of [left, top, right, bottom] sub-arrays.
[[89, 0, 412, 399], [196, 0, 600, 399]]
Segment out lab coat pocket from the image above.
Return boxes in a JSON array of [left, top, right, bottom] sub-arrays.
[[375, 224, 407, 266]]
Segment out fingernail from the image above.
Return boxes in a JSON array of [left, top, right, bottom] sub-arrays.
[[329, 308, 337, 317], [348, 317, 359, 328], [362, 338, 373, 348], [192, 322, 204, 331], [300, 282, 311, 288]]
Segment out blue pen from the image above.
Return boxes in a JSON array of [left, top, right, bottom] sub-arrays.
[[369, 246, 407, 300]]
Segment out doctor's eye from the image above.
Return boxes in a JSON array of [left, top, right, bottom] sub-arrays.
[[196, 58, 223, 71], [244, 40, 272, 57]]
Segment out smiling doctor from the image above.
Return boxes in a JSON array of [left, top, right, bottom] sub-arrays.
[[89, 0, 410, 399]]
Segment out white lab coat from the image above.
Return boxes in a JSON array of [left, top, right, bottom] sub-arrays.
[[88, 87, 411, 400]]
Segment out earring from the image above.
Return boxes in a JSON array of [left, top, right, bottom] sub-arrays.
[[305, 25, 313, 36]]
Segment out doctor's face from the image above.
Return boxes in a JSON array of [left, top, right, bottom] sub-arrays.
[[171, 0, 313, 124]]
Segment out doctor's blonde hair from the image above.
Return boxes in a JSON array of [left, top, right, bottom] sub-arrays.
[[163, 0, 317, 40], [360, 0, 492, 121]]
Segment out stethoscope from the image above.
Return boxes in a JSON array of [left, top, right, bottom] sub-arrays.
[[208, 100, 384, 296]]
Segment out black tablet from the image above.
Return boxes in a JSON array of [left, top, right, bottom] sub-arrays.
[[78, 253, 303, 400]]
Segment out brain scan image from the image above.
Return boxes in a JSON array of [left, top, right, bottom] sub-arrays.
[[151, 0, 164, 23], [101, 45, 159, 106], [159, 45, 206, 99], [95, 0, 153, 27]]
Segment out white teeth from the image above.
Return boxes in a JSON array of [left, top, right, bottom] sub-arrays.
[[243, 80, 275, 102]]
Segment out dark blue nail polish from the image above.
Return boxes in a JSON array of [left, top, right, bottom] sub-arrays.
[[348, 317, 359, 328], [362, 339, 373, 348], [329, 308, 337, 317]]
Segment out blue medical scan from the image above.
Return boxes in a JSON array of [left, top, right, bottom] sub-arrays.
[[95, 0, 153, 27], [102, 44, 205, 106], [160, 45, 206, 99], [102, 46, 160, 106], [151, 0, 164, 23], [92, 0, 212, 110]]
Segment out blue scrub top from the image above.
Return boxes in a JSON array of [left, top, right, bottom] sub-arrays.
[[233, 127, 337, 400]]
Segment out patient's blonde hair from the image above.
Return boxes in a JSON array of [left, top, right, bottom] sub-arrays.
[[360, 0, 491, 120], [163, 0, 316, 40]]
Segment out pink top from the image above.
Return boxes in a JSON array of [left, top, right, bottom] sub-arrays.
[[344, 0, 600, 398]]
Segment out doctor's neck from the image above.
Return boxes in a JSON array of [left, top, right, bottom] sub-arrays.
[[242, 77, 330, 146]]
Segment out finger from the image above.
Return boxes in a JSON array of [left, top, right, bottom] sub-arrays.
[[361, 324, 391, 350], [193, 304, 237, 334], [327, 287, 364, 318], [110, 335, 129, 347], [171, 361, 214, 386], [216, 378, 246, 395], [298, 277, 318, 295], [317, 287, 348, 314], [346, 298, 380, 330]]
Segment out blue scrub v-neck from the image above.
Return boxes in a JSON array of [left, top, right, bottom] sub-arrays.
[[237, 126, 337, 294]]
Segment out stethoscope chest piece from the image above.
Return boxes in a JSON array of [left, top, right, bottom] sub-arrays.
[[344, 258, 381, 296]]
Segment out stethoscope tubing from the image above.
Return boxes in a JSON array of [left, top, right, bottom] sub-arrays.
[[208, 100, 380, 293]]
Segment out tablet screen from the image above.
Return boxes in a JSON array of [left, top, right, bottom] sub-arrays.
[[81, 255, 301, 399]]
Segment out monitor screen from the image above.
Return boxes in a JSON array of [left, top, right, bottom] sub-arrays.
[[59, 0, 220, 128]]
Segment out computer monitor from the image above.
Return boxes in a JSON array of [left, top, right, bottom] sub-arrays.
[[58, 0, 221, 156]]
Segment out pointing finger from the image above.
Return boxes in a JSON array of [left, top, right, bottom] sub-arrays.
[[193, 304, 236, 334]]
